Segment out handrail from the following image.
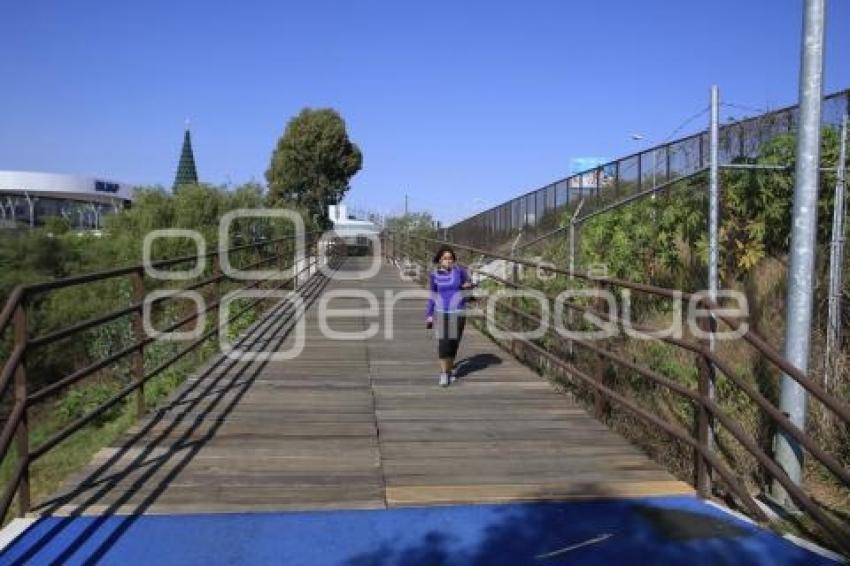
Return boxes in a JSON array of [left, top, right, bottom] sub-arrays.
[[473, 269, 850, 488], [387, 232, 850, 554], [28, 257, 326, 462], [19, 233, 305, 296], [479, 281, 850, 551], [404, 233, 850, 424], [26, 253, 282, 351], [0, 230, 336, 520]]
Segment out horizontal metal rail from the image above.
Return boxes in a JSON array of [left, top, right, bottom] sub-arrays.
[[26, 253, 283, 350], [19, 234, 303, 296]]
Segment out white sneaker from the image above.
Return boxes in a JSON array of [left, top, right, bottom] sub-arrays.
[[449, 370, 458, 384], [439, 373, 449, 387]]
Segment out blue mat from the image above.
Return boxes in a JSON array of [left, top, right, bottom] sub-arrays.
[[0, 496, 838, 565]]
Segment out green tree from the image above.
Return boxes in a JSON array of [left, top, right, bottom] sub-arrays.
[[265, 108, 362, 225], [385, 212, 437, 235], [384, 212, 438, 264], [718, 129, 841, 271]]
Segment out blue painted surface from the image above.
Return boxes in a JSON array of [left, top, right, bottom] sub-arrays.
[[0, 496, 838, 565]]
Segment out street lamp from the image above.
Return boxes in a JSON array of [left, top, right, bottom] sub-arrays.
[[631, 133, 657, 199]]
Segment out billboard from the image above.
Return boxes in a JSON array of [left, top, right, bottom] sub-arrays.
[[568, 157, 609, 189]]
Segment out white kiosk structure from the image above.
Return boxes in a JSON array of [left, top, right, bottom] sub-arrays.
[[327, 204, 380, 256]]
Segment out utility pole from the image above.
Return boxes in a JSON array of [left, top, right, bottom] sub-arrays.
[[705, 84, 720, 486], [405, 194, 409, 216], [709, 86, 720, 315], [771, 0, 825, 509]]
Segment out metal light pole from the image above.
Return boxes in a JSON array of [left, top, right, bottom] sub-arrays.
[[568, 199, 586, 280], [704, 85, 721, 477], [709, 86, 720, 312], [771, 0, 826, 509], [567, 200, 586, 358], [631, 134, 657, 197], [824, 114, 848, 389]]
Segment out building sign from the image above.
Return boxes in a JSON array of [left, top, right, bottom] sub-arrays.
[[94, 180, 120, 193]]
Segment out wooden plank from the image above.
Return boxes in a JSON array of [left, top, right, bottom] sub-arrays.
[[386, 481, 694, 506]]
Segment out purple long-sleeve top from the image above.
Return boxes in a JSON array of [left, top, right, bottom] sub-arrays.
[[425, 265, 471, 319]]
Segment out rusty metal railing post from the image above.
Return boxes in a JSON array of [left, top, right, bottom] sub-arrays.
[[276, 240, 285, 281], [381, 233, 387, 262], [131, 267, 146, 420], [695, 298, 715, 497], [308, 236, 316, 277], [593, 282, 611, 420], [13, 299, 30, 516], [212, 253, 222, 333]]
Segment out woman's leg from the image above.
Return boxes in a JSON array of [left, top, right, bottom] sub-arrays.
[[439, 358, 451, 373], [436, 313, 453, 385], [448, 315, 466, 379]]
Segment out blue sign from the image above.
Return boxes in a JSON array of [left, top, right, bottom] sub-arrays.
[[94, 180, 119, 193], [569, 157, 608, 175]]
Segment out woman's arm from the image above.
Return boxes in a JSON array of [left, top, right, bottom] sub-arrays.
[[425, 272, 436, 319], [460, 266, 473, 289]]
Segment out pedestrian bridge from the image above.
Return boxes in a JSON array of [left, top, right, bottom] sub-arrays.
[[40, 258, 692, 516], [0, 252, 844, 564]]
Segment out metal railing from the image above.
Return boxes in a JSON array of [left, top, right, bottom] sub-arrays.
[[386, 230, 850, 555], [0, 232, 339, 520], [447, 90, 850, 249]]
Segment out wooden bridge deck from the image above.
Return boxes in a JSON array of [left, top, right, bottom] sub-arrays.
[[39, 258, 691, 516]]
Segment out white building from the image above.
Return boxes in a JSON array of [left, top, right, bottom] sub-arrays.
[[327, 203, 380, 255], [0, 170, 134, 229]]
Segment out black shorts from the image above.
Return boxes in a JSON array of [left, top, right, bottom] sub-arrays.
[[435, 312, 466, 359]]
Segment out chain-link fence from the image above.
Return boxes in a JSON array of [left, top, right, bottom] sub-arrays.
[[447, 90, 850, 250]]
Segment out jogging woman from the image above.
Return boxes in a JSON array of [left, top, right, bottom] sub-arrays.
[[424, 245, 473, 387]]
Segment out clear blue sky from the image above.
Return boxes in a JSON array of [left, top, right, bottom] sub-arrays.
[[1, 1, 848, 224]]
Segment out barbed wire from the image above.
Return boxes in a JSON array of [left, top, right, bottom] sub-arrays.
[[658, 106, 711, 145], [721, 101, 772, 115]]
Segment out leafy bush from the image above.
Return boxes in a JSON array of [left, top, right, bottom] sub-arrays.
[[55, 382, 125, 427]]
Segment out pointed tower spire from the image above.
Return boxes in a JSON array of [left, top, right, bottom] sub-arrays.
[[173, 121, 199, 191]]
